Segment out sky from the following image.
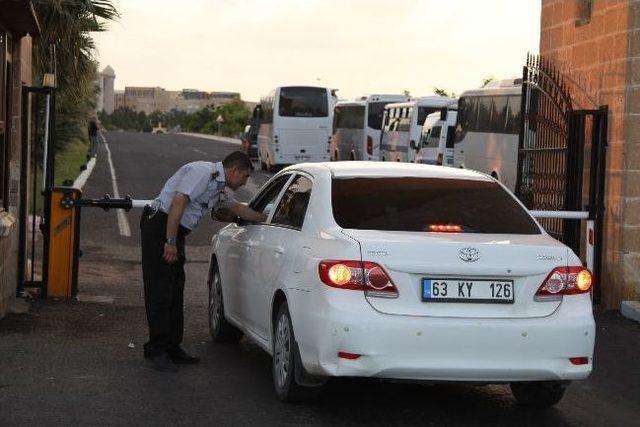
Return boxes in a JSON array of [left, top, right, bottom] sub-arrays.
[[92, 0, 541, 102]]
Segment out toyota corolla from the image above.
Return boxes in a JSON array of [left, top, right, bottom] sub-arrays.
[[207, 162, 595, 406]]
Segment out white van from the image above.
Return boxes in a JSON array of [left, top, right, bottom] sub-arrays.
[[415, 108, 458, 166], [380, 96, 457, 163], [258, 86, 336, 171], [330, 100, 366, 160]]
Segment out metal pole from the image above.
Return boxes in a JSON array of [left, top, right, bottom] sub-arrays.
[[42, 93, 50, 190]]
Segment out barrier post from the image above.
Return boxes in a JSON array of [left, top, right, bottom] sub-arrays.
[[44, 187, 82, 299]]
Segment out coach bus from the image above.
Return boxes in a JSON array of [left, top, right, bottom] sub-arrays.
[[330, 94, 410, 161], [258, 86, 336, 171], [380, 96, 457, 163], [454, 79, 522, 191]]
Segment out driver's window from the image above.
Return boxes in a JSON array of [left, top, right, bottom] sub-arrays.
[[250, 175, 291, 219]]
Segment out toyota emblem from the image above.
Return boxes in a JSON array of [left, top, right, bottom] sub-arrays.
[[459, 247, 479, 262]]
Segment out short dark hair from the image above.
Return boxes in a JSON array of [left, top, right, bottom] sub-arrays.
[[222, 151, 253, 171]]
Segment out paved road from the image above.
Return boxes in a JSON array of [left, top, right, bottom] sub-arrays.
[[1, 132, 639, 426]]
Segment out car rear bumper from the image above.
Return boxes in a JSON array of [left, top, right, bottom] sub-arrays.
[[289, 288, 595, 383]]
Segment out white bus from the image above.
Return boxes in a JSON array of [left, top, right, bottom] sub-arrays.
[[330, 100, 366, 161], [330, 95, 410, 161], [415, 108, 458, 167], [380, 96, 457, 162], [454, 79, 522, 191], [258, 86, 335, 171]]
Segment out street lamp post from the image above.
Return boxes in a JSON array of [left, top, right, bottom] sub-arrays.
[[216, 114, 224, 135]]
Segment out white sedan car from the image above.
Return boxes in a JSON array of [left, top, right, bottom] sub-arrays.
[[207, 162, 595, 405]]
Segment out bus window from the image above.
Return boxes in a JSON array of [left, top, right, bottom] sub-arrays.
[[417, 107, 440, 126], [425, 125, 441, 148], [477, 96, 492, 132], [367, 102, 388, 130], [279, 87, 328, 117], [334, 106, 365, 129], [490, 96, 508, 133], [446, 126, 456, 148], [506, 95, 522, 134]]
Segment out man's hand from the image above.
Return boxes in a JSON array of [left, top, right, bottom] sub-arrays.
[[163, 243, 178, 264], [229, 201, 267, 223]]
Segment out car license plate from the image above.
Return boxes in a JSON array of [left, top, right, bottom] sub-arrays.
[[422, 278, 514, 304]]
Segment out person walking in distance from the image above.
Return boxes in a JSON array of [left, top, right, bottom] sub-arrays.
[[140, 151, 266, 372], [87, 117, 99, 158]]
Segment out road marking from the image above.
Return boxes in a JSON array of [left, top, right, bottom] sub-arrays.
[[73, 157, 96, 190], [104, 141, 131, 237], [192, 148, 206, 155]]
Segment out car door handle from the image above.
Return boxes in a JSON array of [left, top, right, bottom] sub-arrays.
[[274, 246, 284, 255]]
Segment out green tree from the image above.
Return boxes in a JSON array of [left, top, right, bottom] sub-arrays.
[[32, 0, 119, 150], [481, 76, 495, 87], [433, 87, 456, 98]]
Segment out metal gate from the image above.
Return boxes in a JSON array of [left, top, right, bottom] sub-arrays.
[[17, 85, 56, 297], [516, 54, 607, 302]]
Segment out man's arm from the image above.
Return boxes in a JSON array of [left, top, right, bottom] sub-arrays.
[[164, 193, 189, 263], [228, 200, 267, 223]]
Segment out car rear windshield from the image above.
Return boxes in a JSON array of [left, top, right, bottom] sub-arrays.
[[332, 177, 541, 234], [279, 87, 328, 118]]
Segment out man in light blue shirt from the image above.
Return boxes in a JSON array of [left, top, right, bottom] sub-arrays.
[[140, 151, 265, 372]]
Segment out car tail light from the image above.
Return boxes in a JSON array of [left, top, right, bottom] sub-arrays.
[[437, 153, 443, 165], [535, 266, 593, 300], [428, 224, 463, 233], [367, 136, 373, 155], [319, 260, 398, 298], [569, 357, 589, 365]]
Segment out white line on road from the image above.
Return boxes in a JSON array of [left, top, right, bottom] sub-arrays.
[[104, 141, 132, 237], [192, 148, 206, 155], [73, 157, 96, 190]]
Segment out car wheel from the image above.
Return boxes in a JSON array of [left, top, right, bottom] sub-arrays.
[[510, 382, 568, 408], [273, 302, 321, 402], [208, 263, 243, 343]]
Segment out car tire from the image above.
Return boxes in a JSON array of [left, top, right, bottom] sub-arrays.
[[273, 302, 321, 402], [510, 382, 568, 408], [208, 262, 243, 343]]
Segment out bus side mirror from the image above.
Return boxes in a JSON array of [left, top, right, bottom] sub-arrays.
[[410, 140, 417, 150]]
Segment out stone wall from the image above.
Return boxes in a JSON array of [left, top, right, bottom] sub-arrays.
[[540, 0, 640, 307]]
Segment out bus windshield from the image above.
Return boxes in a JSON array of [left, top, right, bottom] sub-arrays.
[[367, 102, 388, 130], [279, 87, 328, 118]]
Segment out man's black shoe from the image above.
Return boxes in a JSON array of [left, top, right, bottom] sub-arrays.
[[170, 349, 200, 365], [149, 353, 179, 372]]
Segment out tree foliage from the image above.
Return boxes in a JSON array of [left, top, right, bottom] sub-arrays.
[[433, 87, 456, 98], [32, 0, 119, 150], [100, 100, 252, 138]]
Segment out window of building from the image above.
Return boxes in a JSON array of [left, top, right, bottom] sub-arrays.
[[576, 0, 593, 26]]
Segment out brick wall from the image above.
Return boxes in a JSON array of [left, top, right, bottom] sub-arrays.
[[0, 34, 31, 318], [541, 0, 640, 307]]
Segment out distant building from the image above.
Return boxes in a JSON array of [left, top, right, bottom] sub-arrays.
[[95, 65, 115, 114], [123, 86, 168, 114]]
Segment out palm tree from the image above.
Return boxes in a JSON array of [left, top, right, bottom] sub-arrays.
[[32, 0, 119, 150]]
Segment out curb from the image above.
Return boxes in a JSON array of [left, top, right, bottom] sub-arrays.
[[621, 301, 640, 324]]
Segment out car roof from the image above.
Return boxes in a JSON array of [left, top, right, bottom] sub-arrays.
[[287, 162, 492, 181]]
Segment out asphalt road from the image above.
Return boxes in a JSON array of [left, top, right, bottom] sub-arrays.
[[0, 132, 639, 426]]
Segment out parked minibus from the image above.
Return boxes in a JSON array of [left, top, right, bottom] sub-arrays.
[[330, 100, 365, 161], [380, 96, 457, 162], [415, 108, 458, 166], [454, 79, 522, 191], [257, 86, 336, 171]]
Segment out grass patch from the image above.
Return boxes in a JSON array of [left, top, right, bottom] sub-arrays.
[[55, 138, 90, 186]]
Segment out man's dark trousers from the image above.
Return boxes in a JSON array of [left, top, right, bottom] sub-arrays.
[[140, 207, 189, 358]]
